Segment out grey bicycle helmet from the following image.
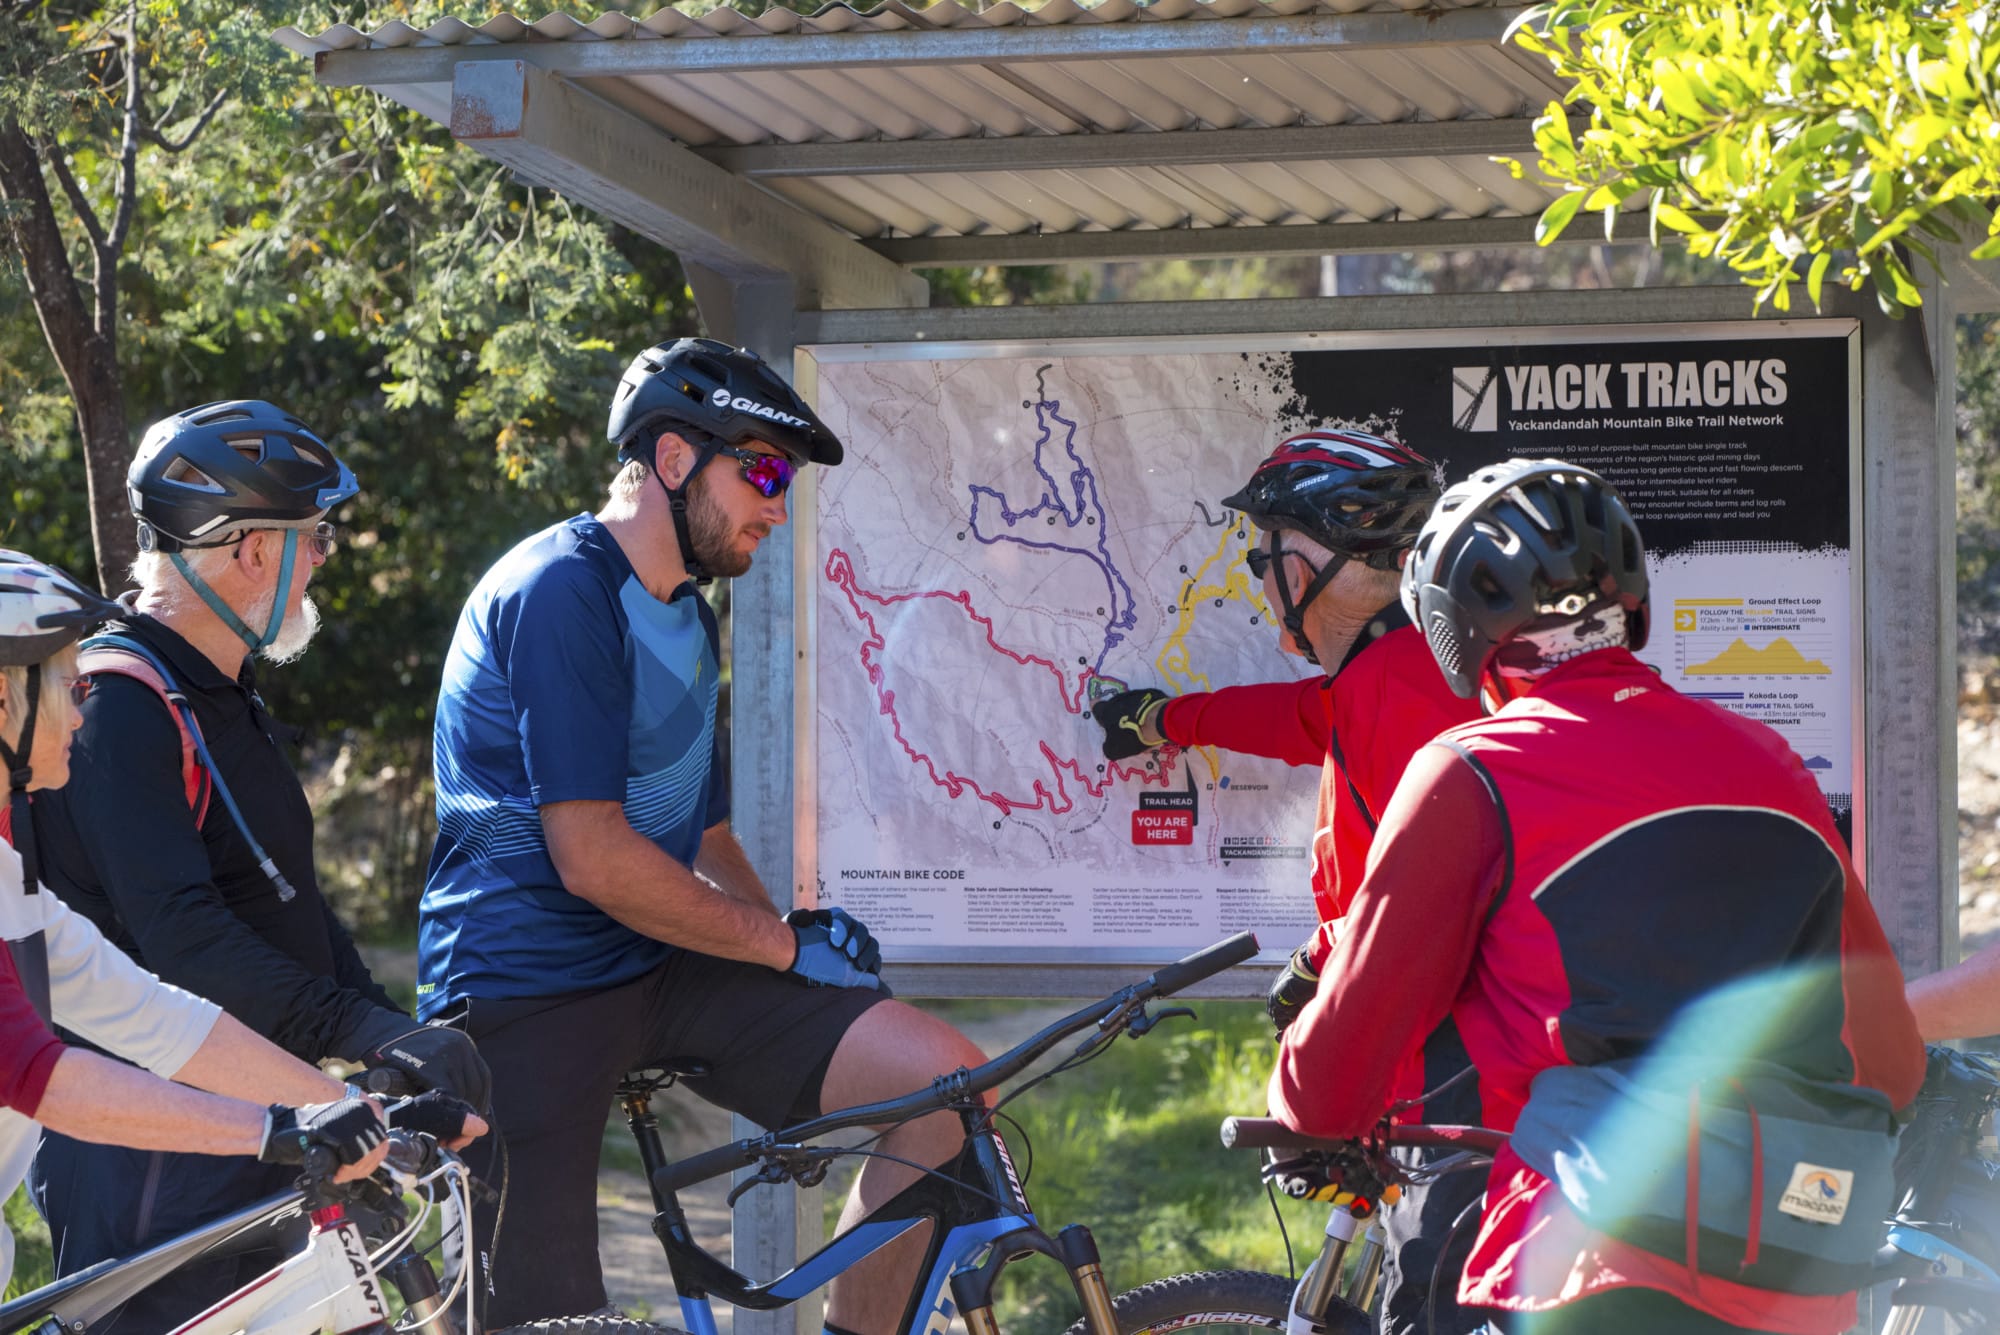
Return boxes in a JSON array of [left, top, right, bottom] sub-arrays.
[[129, 400, 358, 552], [0, 551, 122, 889], [606, 339, 844, 583], [1400, 457, 1649, 699], [1224, 430, 1440, 665]]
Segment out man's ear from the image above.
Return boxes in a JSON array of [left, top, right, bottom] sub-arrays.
[[653, 431, 695, 489], [234, 530, 273, 577]]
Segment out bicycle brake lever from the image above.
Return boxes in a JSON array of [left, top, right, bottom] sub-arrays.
[[726, 1161, 790, 1208], [1127, 1005, 1195, 1038]]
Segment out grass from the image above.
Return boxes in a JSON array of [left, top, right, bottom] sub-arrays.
[[3, 1185, 52, 1302]]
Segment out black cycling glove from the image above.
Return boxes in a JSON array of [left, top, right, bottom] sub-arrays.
[[259, 1098, 387, 1168], [388, 1090, 479, 1143], [1091, 688, 1171, 761], [362, 1017, 493, 1115], [1265, 943, 1322, 1036]]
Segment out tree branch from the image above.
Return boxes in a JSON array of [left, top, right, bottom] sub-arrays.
[[0, 120, 94, 376], [141, 89, 225, 154], [35, 136, 108, 251], [97, 0, 140, 335]]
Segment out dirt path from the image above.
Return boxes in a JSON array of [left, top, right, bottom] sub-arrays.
[[593, 1002, 1077, 1329]]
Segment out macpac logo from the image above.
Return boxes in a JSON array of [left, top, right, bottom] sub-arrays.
[[1778, 1161, 1853, 1225], [710, 386, 810, 429]]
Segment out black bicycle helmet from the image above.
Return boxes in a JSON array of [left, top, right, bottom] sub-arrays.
[[129, 400, 358, 551], [1224, 429, 1440, 665], [1400, 457, 1650, 699], [607, 337, 843, 468], [1222, 430, 1439, 567]]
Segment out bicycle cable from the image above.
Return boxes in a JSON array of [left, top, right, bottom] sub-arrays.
[[987, 1106, 1034, 1187], [1264, 1177, 1297, 1279]]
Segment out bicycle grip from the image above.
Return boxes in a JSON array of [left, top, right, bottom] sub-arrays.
[[653, 1140, 761, 1197], [362, 1067, 420, 1098], [300, 1144, 340, 1181], [1148, 932, 1260, 998]]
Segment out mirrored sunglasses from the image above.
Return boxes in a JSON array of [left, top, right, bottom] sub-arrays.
[[67, 674, 92, 708], [716, 445, 797, 500]]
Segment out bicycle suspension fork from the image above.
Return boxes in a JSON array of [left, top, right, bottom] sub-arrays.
[[1290, 1204, 1373, 1335], [946, 1223, 1122, 1335]]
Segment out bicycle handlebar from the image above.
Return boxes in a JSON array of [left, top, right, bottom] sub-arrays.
[[653, 932, 1260, 1197], [1220, 1116, 1507, 1155]]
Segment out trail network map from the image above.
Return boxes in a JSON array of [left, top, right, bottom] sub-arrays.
[[803, 324, 1857, 962]]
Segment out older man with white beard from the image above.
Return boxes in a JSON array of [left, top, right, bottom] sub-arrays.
[[27, 401, 490, 1331]]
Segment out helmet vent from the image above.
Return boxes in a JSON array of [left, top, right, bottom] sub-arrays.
[[161, 459, 226, 494], [1428, 614, 1462, 676]]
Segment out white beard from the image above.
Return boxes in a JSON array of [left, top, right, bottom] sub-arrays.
[[242, 586, 321, 665]]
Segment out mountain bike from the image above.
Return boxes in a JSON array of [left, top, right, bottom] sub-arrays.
[[491, 932, 1264, 1335], [0, 1120, 474, 1334]]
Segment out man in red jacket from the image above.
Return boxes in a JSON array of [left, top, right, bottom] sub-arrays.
[[1271, 458, 1925, 1334], [1093, 429, 1482, 1334]]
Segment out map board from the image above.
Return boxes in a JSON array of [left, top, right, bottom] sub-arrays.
[[798, 320, 1861, 964]]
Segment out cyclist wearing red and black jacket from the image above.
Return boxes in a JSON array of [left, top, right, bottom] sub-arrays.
[[1093, 430, 1482, 1335], [1270, 459, 1925, 1335]]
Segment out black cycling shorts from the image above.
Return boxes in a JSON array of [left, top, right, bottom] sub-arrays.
[[452, 950, 888, 1327]]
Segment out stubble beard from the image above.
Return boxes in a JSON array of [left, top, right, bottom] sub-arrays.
[[687, 471, 755, 579]]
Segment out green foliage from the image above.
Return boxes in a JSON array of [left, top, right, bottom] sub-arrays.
[[1506, 0, 2000, 312], [3, 1184, 52, 1302]]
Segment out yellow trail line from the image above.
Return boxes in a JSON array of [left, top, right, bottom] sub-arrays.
[[1154, 520, 1270, 784]]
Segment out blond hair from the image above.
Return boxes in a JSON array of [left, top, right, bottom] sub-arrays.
[[0, 643, 79, 752]]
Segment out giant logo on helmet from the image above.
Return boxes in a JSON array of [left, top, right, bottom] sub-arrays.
[[710, 386, 810, 430]]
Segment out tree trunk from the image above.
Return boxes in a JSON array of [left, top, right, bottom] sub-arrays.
[[0, 119, 134, 593], [72, 340, 137, 591]]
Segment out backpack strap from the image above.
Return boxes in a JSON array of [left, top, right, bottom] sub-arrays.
[[76, 640, 212, 825]]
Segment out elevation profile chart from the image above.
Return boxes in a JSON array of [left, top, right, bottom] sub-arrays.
[[802, 322, 1858, 961]]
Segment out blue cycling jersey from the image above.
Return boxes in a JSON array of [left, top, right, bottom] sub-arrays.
[[416, 514, 728, 1017]]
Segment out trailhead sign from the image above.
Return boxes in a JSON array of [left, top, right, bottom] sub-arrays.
[[801, 321, 1859, 962]]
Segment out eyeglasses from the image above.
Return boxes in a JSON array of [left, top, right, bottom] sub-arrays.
[[716, 445, 797, 500], [1245, 546, 1274, 581], [307, 521, 337, 561], [66, 675, 91, 708]]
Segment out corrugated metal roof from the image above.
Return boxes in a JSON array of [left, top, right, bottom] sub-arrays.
[[280, 0, 1581, 252]]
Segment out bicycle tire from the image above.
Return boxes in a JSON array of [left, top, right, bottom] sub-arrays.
[[489, 1316, 690, 1335], [1063, 1269, 1369, 1335]]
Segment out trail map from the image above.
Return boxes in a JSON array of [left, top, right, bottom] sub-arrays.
[[803, 324, 1858, 961]]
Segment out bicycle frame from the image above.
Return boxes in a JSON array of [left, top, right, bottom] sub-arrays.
[[630, 1095, 1119, 1335], [0, 1136, 469, 1335]]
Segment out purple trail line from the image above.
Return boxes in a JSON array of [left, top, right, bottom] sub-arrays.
[[966, 394, 1138, 672]]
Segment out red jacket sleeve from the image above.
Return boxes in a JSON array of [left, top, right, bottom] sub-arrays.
[[1160, 679, 1328, 769], [1268, 744, 1505, 1138], [0, 948, 67, 1118]]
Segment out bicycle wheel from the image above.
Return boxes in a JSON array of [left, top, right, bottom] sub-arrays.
[[490, 1315, 690, 1335], [1064, 1269, 1369, 1335]]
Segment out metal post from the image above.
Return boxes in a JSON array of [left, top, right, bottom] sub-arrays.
[[694, 271, 825, 1335], [1859, 300, 1953, 975]]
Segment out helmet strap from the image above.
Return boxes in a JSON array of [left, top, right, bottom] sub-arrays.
[[1, 664, 41, 890], [1267, 531, 1347, 667], [654, 437, 723, 587], [169, 529, 298, 655]]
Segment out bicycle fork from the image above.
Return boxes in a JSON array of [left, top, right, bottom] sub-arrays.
[[948, 1222, 1122, 1335], [1289, 1204, 1376, 1335]]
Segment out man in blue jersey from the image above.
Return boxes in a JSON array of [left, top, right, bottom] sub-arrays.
[[421, 338, 987, 1332]]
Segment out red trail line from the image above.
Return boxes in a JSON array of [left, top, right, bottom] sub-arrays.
[[826, 548, 1175, 816]]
